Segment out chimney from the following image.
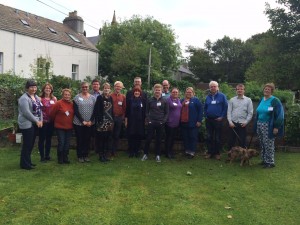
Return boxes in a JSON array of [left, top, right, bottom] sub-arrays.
[[63, 11, 84, 34]]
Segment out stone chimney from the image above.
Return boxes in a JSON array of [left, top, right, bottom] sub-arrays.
[[63, 11, 84, 34]]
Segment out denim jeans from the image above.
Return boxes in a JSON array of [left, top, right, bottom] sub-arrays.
[[38, 122, 54, 160], [56, 128, 72, 157]]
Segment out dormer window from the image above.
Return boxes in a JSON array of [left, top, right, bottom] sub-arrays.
[[48, 27, 57, 34], [67, 33, 81, 43], [20, 19, 30, 26]]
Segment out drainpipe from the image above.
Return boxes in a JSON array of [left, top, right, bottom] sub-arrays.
[[13, 32, 16, 75]]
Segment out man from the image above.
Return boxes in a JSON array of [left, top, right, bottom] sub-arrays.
[[204, 81, 228, 160], [162, 80, 170, 98], [227, 84, 253, 150], [126, 76, 147, 100], [90, 79, 102, 153], [142, 84, 169, 163], [90, 79, 102, 98], [111, 81, 126, 157]]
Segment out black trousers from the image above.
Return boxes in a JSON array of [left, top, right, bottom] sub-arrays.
[[165, 125, 179, 156], [20, 125, 37, 169], [112, 116, 123, 153], [38, 122, 54, 160], [206, 119, 223, 155], [228, 122, 247, 149], [96, 131, 112, 156], [144, 122, 164, 156], [74, 124, 92, 158]]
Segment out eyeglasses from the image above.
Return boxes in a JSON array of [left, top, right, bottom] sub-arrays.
[[81, 86, 88, 88]]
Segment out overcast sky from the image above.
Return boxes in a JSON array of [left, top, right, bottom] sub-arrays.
[[1, 0, 279, 54]]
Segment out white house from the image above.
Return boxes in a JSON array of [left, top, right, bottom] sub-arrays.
[[0, 4, 99, 80]]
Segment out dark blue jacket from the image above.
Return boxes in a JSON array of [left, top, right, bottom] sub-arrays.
[[204, 92, 228, 119], [180, 97, 203, 127]]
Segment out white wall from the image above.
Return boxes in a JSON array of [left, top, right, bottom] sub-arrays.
[[0, 30, 98, 80]]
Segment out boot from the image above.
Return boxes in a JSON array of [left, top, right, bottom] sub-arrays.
[[63, 153, 70, 164], [57, 152, 63, 164]]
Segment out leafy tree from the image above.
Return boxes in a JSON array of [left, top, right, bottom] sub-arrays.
[[98, 15, 181, 89], [186, 45, 217, 82]]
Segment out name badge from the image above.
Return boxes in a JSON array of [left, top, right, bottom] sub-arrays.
[[65, 111, 70, 116], [79, 97, 83, 101], [118, 101, 123, 106], [211, 100, 216, 104], [157, 102, 161, 106], [40, 102, 43, 106], [268, 107, 273, 111], [50, 100, 55, 104], [173, 102, 178, 106], [162, 93, 165, 96], [140, 103, 143, 108], [185, 101, 189, 105]]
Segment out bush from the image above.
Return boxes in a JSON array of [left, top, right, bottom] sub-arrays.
[[285, 103, 300, 146]]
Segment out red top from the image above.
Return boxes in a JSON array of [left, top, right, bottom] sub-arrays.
[[180, 100, 189, 123], [111, 92, 126, 118], [50, 99, 74, 130]]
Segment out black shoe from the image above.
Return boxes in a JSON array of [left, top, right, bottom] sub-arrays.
[[21, 166, 34, 170], [40, 158, 47, 163], [263, 164, 275, 169], [31, 163, 37, 167], [63, 160, 70, 164], [45, 156, 51, 161]]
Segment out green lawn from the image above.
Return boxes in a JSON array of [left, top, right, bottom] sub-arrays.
[[0, 146, 299, 225]]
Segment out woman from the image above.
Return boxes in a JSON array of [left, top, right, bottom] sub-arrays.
[[94, 83, 114, 162], [180, 87, 203, 158], [125, 86, 147, 158], [38, 83, 57, 162], [50, 89, 74, 164], [165, 88, 182, 158], [254, 83, 284, 168], [18, 80, 43, 170], [73, 82, 96, 163]]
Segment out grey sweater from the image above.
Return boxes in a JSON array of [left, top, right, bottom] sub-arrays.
[[18, 93, 43, 129]]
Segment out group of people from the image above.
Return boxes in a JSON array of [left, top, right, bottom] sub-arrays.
[[18, 77, 284, 170]]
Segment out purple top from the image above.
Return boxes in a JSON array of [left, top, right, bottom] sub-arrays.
[[166, 96, 182, 127]]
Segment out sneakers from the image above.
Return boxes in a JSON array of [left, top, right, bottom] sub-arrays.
[[156, 155, 161, 163], [84, 157, 91, 162], [215, 154, 221, 160], [141, 154, 148, 161], [204, 154, 212, 159], [78, 157, 84, 163]]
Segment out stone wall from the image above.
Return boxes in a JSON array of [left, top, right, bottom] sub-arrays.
[[0, 87, 15, 120]]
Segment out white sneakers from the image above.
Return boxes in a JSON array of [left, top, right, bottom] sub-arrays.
[[156, 155, 161, 163], [141, 154, 148, 161], [141, 154, 161, 163]]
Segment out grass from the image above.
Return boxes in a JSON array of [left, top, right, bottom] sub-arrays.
[[0, 146, 299, 225]]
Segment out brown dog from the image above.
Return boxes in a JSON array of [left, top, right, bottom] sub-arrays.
[[227, 146, 259, 166]]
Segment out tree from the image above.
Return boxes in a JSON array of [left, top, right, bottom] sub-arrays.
[[245, 1, 300, 89], [97, 16, 181, 88], [186, 45, 216, 82]]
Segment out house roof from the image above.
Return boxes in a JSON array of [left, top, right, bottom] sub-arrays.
[[0, 4, 98, 52], [178, 65, 194, 75], [87, 35, 101, 46]]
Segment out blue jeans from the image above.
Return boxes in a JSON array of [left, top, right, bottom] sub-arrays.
[[56, 128, 72, 158], [181, 123, 199, 154], [38, 122, 54, 160]]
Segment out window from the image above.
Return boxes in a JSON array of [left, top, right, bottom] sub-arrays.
[[72, 64, 79, 80], [20, 19, 30, 27], [67, 33, 81, 43], [0, 52, 3, 73], [48, 27, 57, 34]]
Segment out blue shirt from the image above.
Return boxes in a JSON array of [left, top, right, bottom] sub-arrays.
[[256, 96, 274, 122], [204, 92, 228, 119]]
